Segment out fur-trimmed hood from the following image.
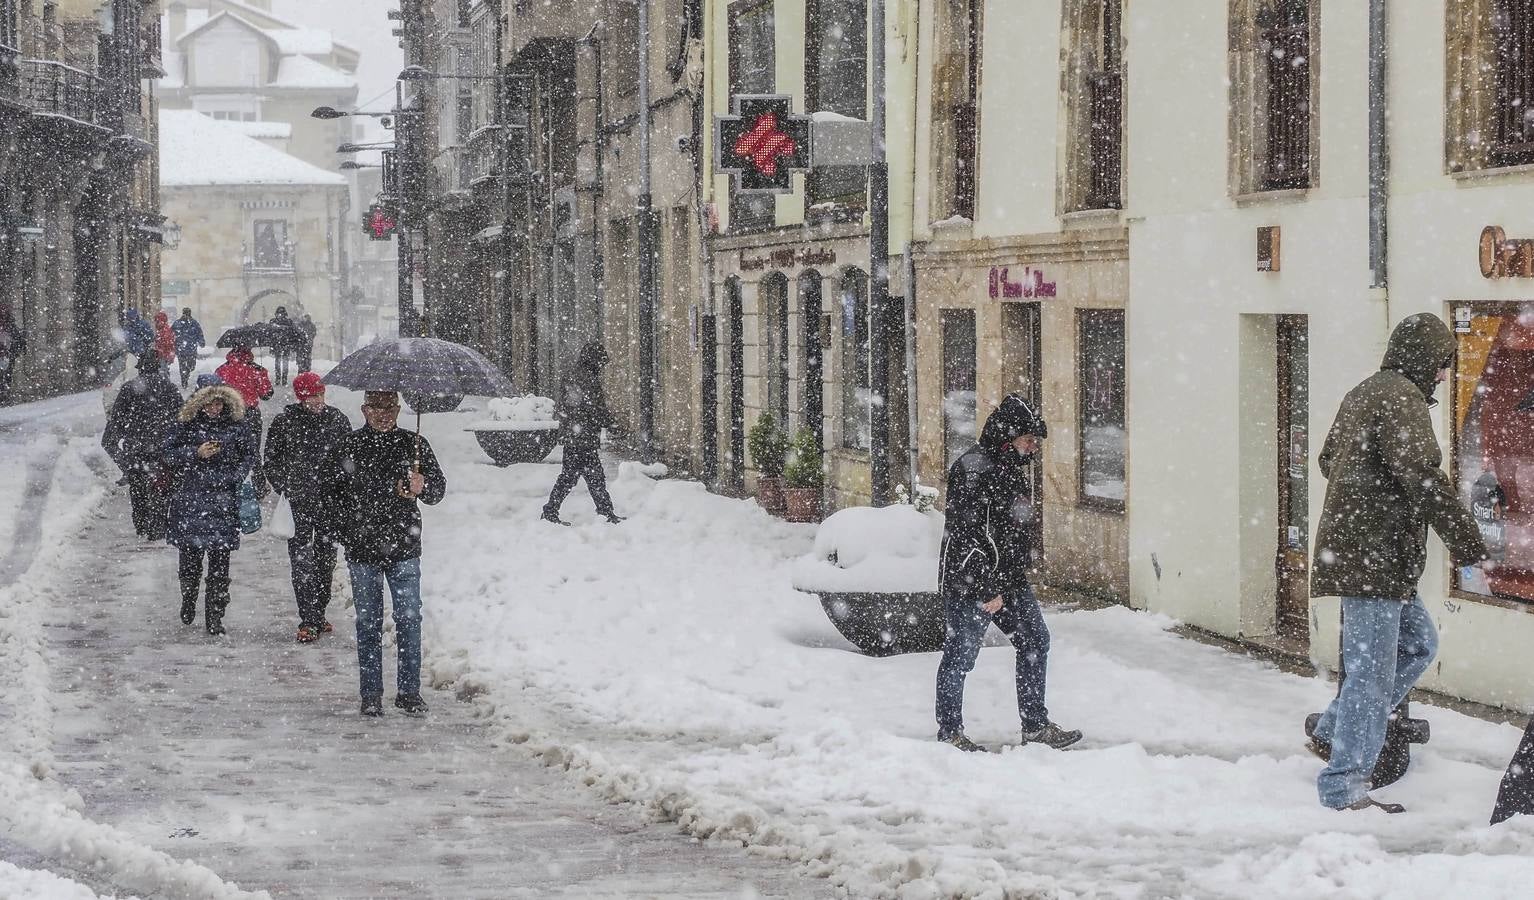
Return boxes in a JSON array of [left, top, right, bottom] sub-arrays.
[[177, 384, 246, 423]]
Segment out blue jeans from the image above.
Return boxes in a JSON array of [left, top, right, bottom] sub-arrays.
[[1314, 594, 1438, 808], [348, 558, 423, 700], [935, 583, 1051, 737]]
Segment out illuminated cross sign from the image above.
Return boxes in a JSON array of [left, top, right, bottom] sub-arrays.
[[715, 95, 811, 195], [365, 205, 398, 241]]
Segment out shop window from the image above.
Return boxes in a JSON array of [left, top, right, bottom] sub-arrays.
[[729, 0, 776, 232], [761, 273, 790, 429], [1229, 0, 1318, 194], [840, 267, 870, 450], [941, 309, 977, 471], [805, 0, 868, 213], [1062, 0, 1124, 212], [930, 0, 980, 221], [1078, 309, 1125, 508], [1453, 303, 1534, 605]]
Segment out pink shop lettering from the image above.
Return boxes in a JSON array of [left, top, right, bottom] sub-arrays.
[[988, 266, 1057, 299]]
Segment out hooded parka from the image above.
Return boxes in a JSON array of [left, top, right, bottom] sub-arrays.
[[557, 343, 615, 450], [1310, 313, 1488, 601], [162, 385, 256, 550], [102, 359, 183, 472]]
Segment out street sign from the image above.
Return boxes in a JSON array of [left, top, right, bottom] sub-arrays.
[[715, 95, 811, 195], [365, 204, 398, 241]]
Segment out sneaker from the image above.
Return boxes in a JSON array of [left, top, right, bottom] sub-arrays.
[[394, 694, 428, 717], [539, 511, 571, 526], [319, 620, 334, 634], [602, 513, 626, 524], [1020, 722, 1083, 750], [361, 697, 384, 717], [939, 732, 988, 753], [1343, 795, 1405, 814], [296, 625, 320, 643]]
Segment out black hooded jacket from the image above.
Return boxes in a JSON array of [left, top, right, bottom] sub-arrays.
[[557, 343, 615, 450], [264, 402, 352, 512], [102, 366, 183, 472], [322, 425, 447, 565], [938, 394, 1048, 603]]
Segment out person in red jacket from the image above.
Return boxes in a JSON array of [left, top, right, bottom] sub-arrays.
[[216, 346, 274, 494], [152, 311, 176, 367]]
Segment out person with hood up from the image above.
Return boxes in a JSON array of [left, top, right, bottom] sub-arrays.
[[102, 354, 183, 540], [296, 314, 317, 373], [162, 381, 256, 635], [1308, 312, 1489, 814], [171, 308, 205, 388], [152, 311, 176, 369], [270, 306, 294, 386], [119, 308, 154, 360], [216, 346, 274, 492], [264, 372, 351, 642], [934, 393, 1082, 752], [541, 342, 623, 525]]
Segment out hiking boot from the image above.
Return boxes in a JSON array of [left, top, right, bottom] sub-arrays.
[[296, 625, 320, 643], [360, 697, 383, 717], [539, 511, 571, 526], [1304, 713, 1332, 762], [602, 512, 626, 524], [939, 732, 988, 753], [1021, 722, 1083, 750], [180, 599, 196, 625], [1343, 795, 1405, 815], [394, 694, 428, 717]]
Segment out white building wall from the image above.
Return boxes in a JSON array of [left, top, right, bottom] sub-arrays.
[[971, 3, 1061, 239]]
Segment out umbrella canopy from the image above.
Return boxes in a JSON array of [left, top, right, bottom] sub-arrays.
[[217, 322, 304, 349], [322, 337, 515, 399]]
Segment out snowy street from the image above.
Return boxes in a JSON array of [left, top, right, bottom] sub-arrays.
[[6, 386, 1534, 898]]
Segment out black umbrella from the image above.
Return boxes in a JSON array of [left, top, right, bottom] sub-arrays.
[[217, 322, 304, 349]]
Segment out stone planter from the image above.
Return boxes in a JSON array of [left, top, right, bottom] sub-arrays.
[[469, 425, 560, 466], [756, 475, 786, 516], [815, 591, 946, 656], [783, 486, 822, 523]]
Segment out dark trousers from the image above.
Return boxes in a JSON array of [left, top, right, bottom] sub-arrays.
[[1493, 717, 1534, 824], [935, 582, 1051, 737], [273, 350, 290, 384], [543, 446, 614, 516], [297, 347, 312, 373], [177, 353, 197, 387], [288, 509, 336, 627], [178, 546, 231, 620], [246, 406, 267, 496], [126, 468, 168, 539]]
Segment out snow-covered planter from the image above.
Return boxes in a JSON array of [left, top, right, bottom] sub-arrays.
[[466, 395, 559, 465], [790, 502, 946, 656]]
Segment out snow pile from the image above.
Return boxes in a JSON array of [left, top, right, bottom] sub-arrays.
[[469, 395, 558, 432], [790, 503, 943, 593], [271, 54, 355, 89], [0, 861, 125, 899], [159, 110, 346, 187]]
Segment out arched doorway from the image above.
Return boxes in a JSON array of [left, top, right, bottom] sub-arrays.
[[838, 267, 871, 451], [798, 270, 825, 449], [726, 276, 746, 490], [759, 272, 790, 428], [239, 289, 305, 326]]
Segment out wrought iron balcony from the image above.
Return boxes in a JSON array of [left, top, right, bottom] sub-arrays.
[[20, 59, 105, 126]]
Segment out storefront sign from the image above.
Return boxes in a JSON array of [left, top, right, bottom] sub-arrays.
[[739, 246, 837, 272], [988, 266, 1057, 299], [1479, 225, 1534, 278]]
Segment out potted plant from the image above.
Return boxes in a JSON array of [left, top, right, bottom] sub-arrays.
[[782, 427, 824, 523], [747, 411, 787, 515]]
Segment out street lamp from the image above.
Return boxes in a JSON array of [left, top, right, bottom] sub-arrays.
[[397, 64, 497, 82], [339, 161, 382, 170], [337, 141, 396, 154], [311, 106, 409, 119]]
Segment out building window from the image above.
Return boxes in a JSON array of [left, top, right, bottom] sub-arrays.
[[729, 0, 775, 231], [805, 0, 867, 213], [1230, 0, 1317, 194], [1452, 303, 1534, 605], [941, 309, 977, 471], [1077, 309, 1126, 509], [1493, 0, 1534, 165], [760, 273, 790, 428], [1, 0, 19, 57], [250, 220, 289, 269], [839, 267, 870, 450], [931, 0, 980, 221], [1063, 0, 1123, 212]]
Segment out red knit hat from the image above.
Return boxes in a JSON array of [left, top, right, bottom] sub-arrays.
[[292, 371, 325, 400]]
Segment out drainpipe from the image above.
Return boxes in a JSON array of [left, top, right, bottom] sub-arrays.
[[636, 0, 658, 462], [904, 0, 922, 495], [1368, 0, 1389, 329], [868, 0, 891, 505]]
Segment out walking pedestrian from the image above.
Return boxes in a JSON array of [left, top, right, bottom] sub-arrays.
[[296, 314, 317, 373], [0, 305, 23, 405], [323, 390, 447, 717], [163, 381, 255, 635], [103, 355, 182, 540], [1309, 312, 1490, 814], [152, 311, 176, 369], [171, 308, 205, 388], [216, 346, 274, 494], [540, 342, 623, 525], [270, 306, 294, 386], [264, 372, 351, 643], [934, 393, 1082, 753]]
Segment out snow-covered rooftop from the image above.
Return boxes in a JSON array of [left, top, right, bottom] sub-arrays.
[[226, 120, 293, 139], [272, 54, 356, 90], [159, 110, 345, 187]]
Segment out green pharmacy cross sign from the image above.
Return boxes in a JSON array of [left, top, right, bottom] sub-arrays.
[[715, 95, 812, 195]]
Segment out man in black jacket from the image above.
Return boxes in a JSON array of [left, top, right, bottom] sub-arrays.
[[264, 372, 352, 643], [324, 390, 447, 717], [541, 342, 623, 525], [934, 394, 1081, 752], [102, 355, 183, 540]]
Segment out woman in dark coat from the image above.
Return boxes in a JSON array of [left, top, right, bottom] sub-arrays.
[[102, 355, 182, 539], [163, 383, 255, 635]]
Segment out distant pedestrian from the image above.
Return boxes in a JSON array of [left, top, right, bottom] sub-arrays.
[[216, 346, 274, 494], [296, 314, 317, 373], [934, 394, 1081, 753], [152, 310, 176, 368], [265, 372, 351, 643], [1309, 312, 1489, 814], [120, 308, 154, 363], [271, 306, 294, 386], [102, 355, 182, 540], [163, 382, 255, 635], [541, 342, 623, 525], [0, 305, 22, 405], [322, 390, 446, 717], [171, 308, 205, 388]]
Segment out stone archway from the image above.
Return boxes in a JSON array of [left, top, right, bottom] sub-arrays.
[[239, 289, 306, 325]]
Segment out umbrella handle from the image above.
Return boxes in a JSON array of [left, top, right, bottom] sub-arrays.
[[414, 410, 422, 474]]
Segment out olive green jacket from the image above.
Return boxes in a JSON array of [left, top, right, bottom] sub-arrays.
[[1310, 313, 1487, 601]]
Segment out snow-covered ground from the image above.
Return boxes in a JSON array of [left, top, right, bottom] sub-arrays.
[[6, 382, 1534, 898]]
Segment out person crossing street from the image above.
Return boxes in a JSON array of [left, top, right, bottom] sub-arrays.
[[541, 342, 623, 525], [171, 308, 205, 388]]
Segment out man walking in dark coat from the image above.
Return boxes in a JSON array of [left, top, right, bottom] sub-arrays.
[[1309, 312, 1489, 813], [102, 355, 183, 540], [270, 306, 295, 385], [323, 390, 447, 717], [264, 372, 351, 643], [170, 308, 205, 388], [934, 394, 1081, 752], [541, 342, 623, 525], [296, 314, 317, 373]]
